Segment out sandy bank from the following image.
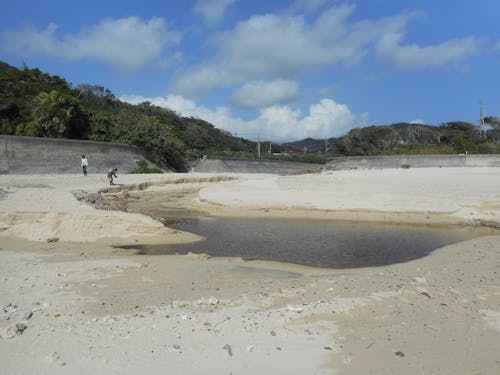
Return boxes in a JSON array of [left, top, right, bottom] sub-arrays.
[[1, 168, 500, 374]]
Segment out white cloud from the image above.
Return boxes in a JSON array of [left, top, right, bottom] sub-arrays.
[[0, 17, 181, 71], [120, 94, 364, 140], [173, 5, 484, 96], [376, 33, 483, 68], [231, 80, 299, 108], [171, 5, 414, 95], [193, 0, 236, 26], [410, 119, 426, 125]]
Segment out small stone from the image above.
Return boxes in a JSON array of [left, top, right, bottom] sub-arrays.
[[395, 351, 405, 357], [414, 277, 427, 284], [1, 325, 17, 339], [270, 330, 276, 336], [222, 344, 233, 357], [420, 292, 431, 299], [23, 311, 33, 320], [287, 305, 304, 313], [47, 237, 59, 243], [16, 323, 27, 333], [173, 344, 181, 350]]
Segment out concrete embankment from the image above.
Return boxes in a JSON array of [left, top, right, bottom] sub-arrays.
[[192, 157, 323, 174], [4, 134, 500, 175], [0, 135, 160, 174], [324, 154, 500, 171]]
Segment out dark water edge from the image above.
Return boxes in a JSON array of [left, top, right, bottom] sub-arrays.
[[131, 217, 496, 269]]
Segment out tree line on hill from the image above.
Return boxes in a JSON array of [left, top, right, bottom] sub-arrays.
[[0, 63, 255, 171], [1, 62, 499, 170], [287, 120, 500, 157]]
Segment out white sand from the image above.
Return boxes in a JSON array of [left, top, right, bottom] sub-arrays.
[[0, 168, 499, 374]]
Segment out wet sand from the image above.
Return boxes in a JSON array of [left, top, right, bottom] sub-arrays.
[[1, 169, 500, 374]]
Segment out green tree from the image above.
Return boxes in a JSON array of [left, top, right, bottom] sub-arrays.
[[34, 90, 90, 139]]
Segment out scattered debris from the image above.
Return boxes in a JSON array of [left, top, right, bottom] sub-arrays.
[[23, 310, 33, 320], [171, 301, 188, 309], [196, 296, 219, 306], [287, 305, 305, 313], [1, 322, 27, 340], [47, 237, 59, 243], [222, 344, 233, 357], [420, 291, 432, 299], [45, 352, 66, 367]]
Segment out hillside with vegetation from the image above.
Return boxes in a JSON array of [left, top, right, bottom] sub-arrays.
[[0, 62, 255, 171], [1, 62, 499, 169], [285, 122, 500, 157]]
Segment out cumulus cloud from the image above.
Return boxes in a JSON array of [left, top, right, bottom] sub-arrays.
[[171, 5, 411, 95], [173, 5, 355, 94], [0, 17, 181, 71], [193, 0, 236, 26], [172, 4, 484, 96], [231, 80, 299, 108], [120, 94, 363, 140]]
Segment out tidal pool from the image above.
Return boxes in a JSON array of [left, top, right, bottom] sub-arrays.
[[135, 217, 494, 268]]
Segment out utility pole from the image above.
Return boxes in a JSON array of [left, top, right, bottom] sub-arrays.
[[479, 101, 485, 139], [304, 147, 307, 156], [268, 140, 272, 155], [257, 140, 261, 159], [325, 138, 328, 154]]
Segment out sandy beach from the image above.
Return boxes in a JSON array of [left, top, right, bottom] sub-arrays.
[[1, 168, 499, 374]]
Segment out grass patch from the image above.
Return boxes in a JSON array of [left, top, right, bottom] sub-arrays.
[[130, 160, 163, 174]]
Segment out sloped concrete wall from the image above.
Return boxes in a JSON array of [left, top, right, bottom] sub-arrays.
[[0, 135, 161, 174], [193, 157, 323, 174], [324, 155, 500, 171]]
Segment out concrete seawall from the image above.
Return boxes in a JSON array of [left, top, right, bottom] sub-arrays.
[[193, 157, 323, 174], [0, 135, 160, 174], [324, 154, 500, 171], [3, 135, 499, 175]]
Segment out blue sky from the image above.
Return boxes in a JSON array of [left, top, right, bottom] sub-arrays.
[[1, 0, 499, 141]]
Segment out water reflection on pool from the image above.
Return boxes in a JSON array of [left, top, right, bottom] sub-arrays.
[[135, 217, 494, 268]]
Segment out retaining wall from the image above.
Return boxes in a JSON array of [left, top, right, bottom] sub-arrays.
[[0, 135, 160, 174], [324, 154, 500, 171], [193, 157, 323, 174]]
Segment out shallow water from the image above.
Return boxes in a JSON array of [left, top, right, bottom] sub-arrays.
[[136, 217, 494, 268]]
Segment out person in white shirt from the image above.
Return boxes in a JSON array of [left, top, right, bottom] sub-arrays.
[[81, 154, 88, 176]]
